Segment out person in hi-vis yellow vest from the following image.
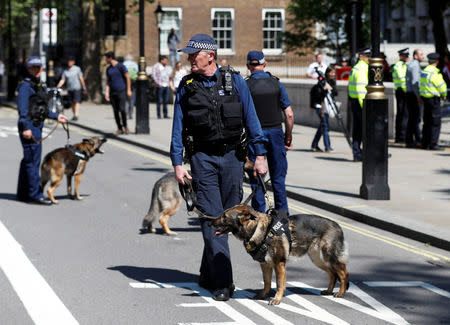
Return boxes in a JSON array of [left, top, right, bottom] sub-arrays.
[[420, 52, 447, 150], [392, 48, 409, 143], [348, 47, 370, 162]]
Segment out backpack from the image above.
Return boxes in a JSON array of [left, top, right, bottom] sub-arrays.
[[25, 79, 50, 126], [309, 83, 326, 109], [128, 66, 138, 82]]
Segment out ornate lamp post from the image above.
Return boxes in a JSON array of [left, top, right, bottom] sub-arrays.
[[154, 3, 164, 58], [135, 0, 150, 134], [359, 0, 390, 200]]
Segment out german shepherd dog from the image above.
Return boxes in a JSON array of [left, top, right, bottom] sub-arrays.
[[211, 204, 349, 305], [40, 137, 107, 204], [142, 172, 182, 236]]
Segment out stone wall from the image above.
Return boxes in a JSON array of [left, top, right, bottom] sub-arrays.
[[280, 78, 397, 138]]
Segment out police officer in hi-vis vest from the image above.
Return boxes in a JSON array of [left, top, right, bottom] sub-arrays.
[[420, 53, 447, 151], [170, 34, 267, 301], [348, 47, 370, 162], [392, 48, 410, 143]]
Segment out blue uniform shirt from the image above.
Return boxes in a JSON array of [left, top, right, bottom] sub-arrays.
[[170, 66, 267, 166], [106, 63, 128, 92], [249, 70, 292, 109], [17, 77, 59, 140]]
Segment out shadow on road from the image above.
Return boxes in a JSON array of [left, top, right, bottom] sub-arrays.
[[285, 184, 359, 198], [131, 167, 171, 173], [0, 193, 18, 201], [107, 265, 199, 284]]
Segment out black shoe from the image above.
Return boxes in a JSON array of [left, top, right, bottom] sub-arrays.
[[429, 145, 444, 151], [406, 142, 419, 148], [30, 197, 52, 205], [212, 284, 235, 301], [72, 116, 78, 121], [164, 115, 170, 119], [325, 147, 334, 152], [311, 146, 323, 152]]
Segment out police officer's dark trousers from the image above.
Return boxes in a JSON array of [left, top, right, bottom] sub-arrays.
[[350, 98, 362, 160], [421, 97, 441, 148], [250, 128, 288, 213], [405, 92, 422, 145], [191, 149, 243, 290], [395, 88, 408, 142], [17, 137, 43, 201]]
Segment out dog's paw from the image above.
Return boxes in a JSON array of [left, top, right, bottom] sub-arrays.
[[76, 196, 84, 201], [253, 292, 268, 300], [320, 289, 334, 296], [333, 291, 345, 298], [51, 200, 59, 204], [268, 297, 282, 305], [164, 230, 178, 236]]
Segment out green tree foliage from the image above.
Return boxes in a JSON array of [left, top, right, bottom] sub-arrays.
[[283, 0, 370, 59]]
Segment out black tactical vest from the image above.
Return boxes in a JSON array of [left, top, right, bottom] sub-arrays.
[[246, 73, 282, 129], [183, 67, 244, 144]]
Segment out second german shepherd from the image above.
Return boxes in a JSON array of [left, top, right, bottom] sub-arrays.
[[211, 204, 349, 305], [41, 137, 107, 204]]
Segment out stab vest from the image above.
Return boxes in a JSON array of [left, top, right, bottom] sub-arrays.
[[183, 66, 244, 144], [246, 73, 282, 129]]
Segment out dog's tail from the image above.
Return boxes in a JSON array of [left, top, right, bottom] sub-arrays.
[[338, 240, 349, 264], [142, 183, 161, 229]]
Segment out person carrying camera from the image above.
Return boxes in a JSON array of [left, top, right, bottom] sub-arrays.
[[310, 66, 337, 152], [17, 56, 68, 205]]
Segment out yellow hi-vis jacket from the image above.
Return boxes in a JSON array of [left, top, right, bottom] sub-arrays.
[[392, 60, 407, 91], [348, 60, 368, 108], [420, 65, 447, 98]]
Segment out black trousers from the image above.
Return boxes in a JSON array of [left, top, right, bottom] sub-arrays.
[[395, 88, 408, 142], [110, 91, 127, 130], [405, 92, 422, 145], [349, 98, 362, 159], [421, 97, 441, 148]]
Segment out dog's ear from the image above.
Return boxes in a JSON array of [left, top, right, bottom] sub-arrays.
[[82, 138, 89, 143]]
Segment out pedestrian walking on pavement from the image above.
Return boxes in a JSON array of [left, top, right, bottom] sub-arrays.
[[169, 61, 187, 94], [245, 50, 294, 214], [170, 34, 267, 302], [123, 54, 139, 119], [167, 28, 181, 68], [420, 53, 447, 151], [16, 56, 68, 205], [405, 49, 425, 148], [152, 55, 171, 119], [104, 51, 132, 135], [393, 48, 410, 143], [311, 66, 338, 153], [56, 56, 87, 121], [348, 47, 370, 162]]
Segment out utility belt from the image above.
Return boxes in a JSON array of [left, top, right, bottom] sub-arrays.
[[194, 141, 237, 156]]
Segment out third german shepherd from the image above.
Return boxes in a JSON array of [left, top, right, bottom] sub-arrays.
[[211, 204, 349, 305]]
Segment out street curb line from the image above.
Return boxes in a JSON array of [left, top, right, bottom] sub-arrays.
[[3, 103, 449, 251], [70, 120, 450, 252]]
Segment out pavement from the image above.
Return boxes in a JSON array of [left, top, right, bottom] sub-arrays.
[[3, 100, 450, 251]]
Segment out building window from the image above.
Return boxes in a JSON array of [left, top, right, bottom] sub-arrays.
[[409, 27, 416, 43], [211, 8, 234, 54], [103, 0, 126, 36], [262, 9, 284, 55], [421, 25, 428, 43], [160, 7, 182, 56], [395, 28, 402, 42], [384, 28, 391, 42]]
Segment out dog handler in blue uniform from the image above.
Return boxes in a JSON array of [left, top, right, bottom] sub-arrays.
[[17, 56, 68, 205], [170, 34, 267, 301], [245, 51, 294, 214]]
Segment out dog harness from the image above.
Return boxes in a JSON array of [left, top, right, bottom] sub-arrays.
[[247, 209, 292, 263], [66, 145, 89, 175]]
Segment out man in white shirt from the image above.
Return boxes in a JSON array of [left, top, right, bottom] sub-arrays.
[[306, 53, 328, 79], [152, 55, 171, 119]]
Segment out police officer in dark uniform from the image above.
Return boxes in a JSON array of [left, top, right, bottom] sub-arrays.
[[245, 51, 294, 214], [170, 34, 267, 301], [17, 56, 68, 205]]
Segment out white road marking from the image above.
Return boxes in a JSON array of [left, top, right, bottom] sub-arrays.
[[289, 281, 409, 325], [0, 221, 78, 325], [364, 281, 450, 299]]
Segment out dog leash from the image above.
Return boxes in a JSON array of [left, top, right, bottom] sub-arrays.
[[31, 122, 59, 143], [243, 174, 273, 209], [62, 122, 71, 145]]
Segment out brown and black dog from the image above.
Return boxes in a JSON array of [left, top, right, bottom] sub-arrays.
[[41, 137, 107, 204], [211, 204, 349, 305]]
